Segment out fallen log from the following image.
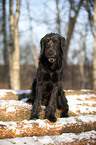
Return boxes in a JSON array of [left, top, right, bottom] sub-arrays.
[[0, 116, 96, 139]]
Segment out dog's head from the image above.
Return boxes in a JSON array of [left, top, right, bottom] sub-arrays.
[[40, 33, 66, 63]]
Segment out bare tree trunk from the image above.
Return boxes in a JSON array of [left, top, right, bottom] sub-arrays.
[[27, 0, 38, 70], [31, 39, 38, 70], [9, 0, 21, 90], [2, 0, 7, 64], [79, 40, 85, 89], [2, 0, 11, 88], [93, 0, 96, 89], [12, 26, 20, 90], [56, 0, 61, 34], [66, 0, 83, 59]]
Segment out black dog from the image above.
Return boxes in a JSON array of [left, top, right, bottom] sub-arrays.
[[30, 33, 69, 122]]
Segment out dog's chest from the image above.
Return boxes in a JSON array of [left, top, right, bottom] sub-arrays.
[[38, 72, 61, 83], [44, 73, 58, 83]]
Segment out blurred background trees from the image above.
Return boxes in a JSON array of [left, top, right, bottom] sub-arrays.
[[2, 0, 21, 90], [93, 0, 96, 89], [8, 0, 21, 90], [0, 0, 95, 90]]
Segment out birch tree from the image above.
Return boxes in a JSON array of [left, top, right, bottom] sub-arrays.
[[8, 0, 21, 90], [26, 0, 38, 70], [93, 0, 96, 89], [56, 0, 61, 34], [66, 0, 84, 57]]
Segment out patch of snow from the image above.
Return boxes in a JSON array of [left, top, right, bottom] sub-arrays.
[[56, 115, 96, 128], [78, 130, 96, 140], [65, 90, 75, 92], [0, 100, 31, 112], [66, 94, 96, 115], [0, 115, 96, 130], [0, 89, 31, 99], [76, 115, 96, 123], [0, 130, 96, 145], [21, 98, 28, 103], [22, 120, 33, 129], [0, 121, 17, 129], [16, 90, 31, 95], [6, 106, 16, 112], [15, 129, 22, 136], [81, 89, 90, 92], [77, 105, 96, 114], [35, 135, 54, 144], [8, 122, 18, 130], [54, 130, 96, 144], [0, 92, 6, 98], [57, 117, 77, 127], [77, 100, 96, 106], [0, 89, 17, 94]]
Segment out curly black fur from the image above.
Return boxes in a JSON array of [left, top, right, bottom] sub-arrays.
[[30, 33, 69, 122]]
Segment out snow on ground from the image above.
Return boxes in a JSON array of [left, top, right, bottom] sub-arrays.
[[0, 89, 96, 144], [0, 89, 17, 99], [0, 115, 96, 144], [66, 93, 96, 115], [0, 89, 31, 99], [0, 90, 96, 116], [0, 100, 31, 112], [16, 90, 31, 95], [0, 115, 96, 130], [0, 130, 96, 145]]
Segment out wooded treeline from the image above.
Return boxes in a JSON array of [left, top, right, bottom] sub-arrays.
[[0, 0, 96, 90]]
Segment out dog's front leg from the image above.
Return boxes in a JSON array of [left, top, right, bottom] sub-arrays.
[[45, 86, 58, 122], [30, 84, 42, 120]]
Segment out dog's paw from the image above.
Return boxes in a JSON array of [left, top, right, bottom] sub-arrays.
[[45, 115, 57, 123], [29, 113, 39, 120], [26, 98, 33, 104], [60, 112, 69, 118]]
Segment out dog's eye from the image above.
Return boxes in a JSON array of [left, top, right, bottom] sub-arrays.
[[53, 39, 57, 44]]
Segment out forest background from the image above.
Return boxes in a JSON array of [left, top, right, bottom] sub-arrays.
[[0, 0, 96, 90]]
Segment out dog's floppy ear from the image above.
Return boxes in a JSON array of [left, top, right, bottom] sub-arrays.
[[40, 37, 45, 55], [60, 36, 66, 54]]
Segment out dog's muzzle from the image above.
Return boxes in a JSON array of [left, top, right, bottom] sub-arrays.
[[48, 57, 56, 63]]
